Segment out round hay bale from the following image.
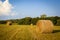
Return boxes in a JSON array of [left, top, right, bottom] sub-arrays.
[[36, 20, 54, 33], [6, 21, 12, 26], [30, 23, 33, 26]]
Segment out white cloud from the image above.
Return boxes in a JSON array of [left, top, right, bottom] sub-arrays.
[[0, 0, 13, 15]]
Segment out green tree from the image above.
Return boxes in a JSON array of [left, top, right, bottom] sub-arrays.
[[40, 14, 47, 19], [24, 17, 32, 25]]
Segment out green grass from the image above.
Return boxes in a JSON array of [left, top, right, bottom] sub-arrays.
[[0, 24, 60, 40]]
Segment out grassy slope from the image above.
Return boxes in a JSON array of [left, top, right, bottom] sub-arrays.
[[0, 24, 60, 40]]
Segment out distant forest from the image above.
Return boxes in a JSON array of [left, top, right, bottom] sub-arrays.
[[0, 14, 60, 26]]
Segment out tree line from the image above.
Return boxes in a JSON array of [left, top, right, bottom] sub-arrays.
[[0, 14, 60, 26]]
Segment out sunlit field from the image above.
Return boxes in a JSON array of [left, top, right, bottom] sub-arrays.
[[0, 24, 60, 40]]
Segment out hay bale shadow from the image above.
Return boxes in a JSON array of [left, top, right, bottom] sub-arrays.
[[53, 30, 60, 33]]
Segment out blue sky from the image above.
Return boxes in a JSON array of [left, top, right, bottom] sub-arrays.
[[0, 0, 60, 20]]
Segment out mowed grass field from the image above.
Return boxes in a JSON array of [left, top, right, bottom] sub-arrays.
[[0, 24, 60, 40]]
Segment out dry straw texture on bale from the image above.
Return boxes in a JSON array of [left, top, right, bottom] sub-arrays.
[[36, 20, 54, 33]]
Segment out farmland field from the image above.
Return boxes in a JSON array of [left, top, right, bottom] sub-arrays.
[[0, 24, 60, 40]]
